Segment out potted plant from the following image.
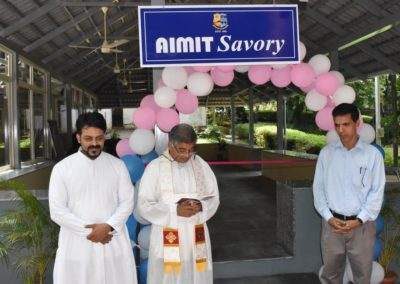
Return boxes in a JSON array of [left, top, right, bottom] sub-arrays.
[[379, 194, 400, 284], [0, 180, 58, 284]]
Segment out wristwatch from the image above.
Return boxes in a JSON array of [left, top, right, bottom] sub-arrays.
[[356, 218, 363, 225]]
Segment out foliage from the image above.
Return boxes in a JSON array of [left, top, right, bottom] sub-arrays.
[[236, 123, 326, 154], [379, 193, 400, 276], [0, 180, 58, 284], [109, 130, 120, 140], [198, 125, 224, 143]]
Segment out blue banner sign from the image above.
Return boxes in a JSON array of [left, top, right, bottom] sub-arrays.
[[138, 5, 299, 67]]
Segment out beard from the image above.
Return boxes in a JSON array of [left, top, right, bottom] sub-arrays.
[[81, 145, 102, 159]]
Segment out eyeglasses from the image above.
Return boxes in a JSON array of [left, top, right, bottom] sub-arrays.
[[171, 143, 196, 157]]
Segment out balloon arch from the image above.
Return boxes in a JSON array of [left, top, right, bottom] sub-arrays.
[[116, 40, 375, 158]]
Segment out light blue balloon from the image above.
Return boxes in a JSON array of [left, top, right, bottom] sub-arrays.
[[373, 238, 383, 261], [139, 259, 148, 284], [141, 150, 159, 164], [121, 154, 145, 182], [375, 215, 384, 235], [126, 214, 138, 242]]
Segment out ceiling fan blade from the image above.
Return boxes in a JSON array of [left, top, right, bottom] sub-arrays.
[[69, 45, 98, 49], [109, 49, 125, 53], [102, 7, 109, 42], [107, 39, 129, 49]]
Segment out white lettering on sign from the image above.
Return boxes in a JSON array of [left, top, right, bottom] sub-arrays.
[[155, 35, 285, 55], [156, 37, 214, 53], [217, 35, 285, 55]]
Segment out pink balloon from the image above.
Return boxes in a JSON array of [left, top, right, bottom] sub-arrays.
[[210, 68, 234, 87], [248, 65, 272, 85], [315, 72, 340, 97], [185, 66, 196, 75], [290, 63, 316, 88], [133, 107, 156, 129], [116, 138, 135, 158], [156, 108, 180, 132], [300, 82, 315, 93], [192, 66, 212, 73], [216, 65, 235, 72], [326, 96, 335, 107], [271, 66, 292, 88], [175, 89, 198, 114], [315, 107, 335, 131], [140, 95, 161, 113]]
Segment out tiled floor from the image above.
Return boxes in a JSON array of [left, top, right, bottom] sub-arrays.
[[214, 273, 320, 284], [208, 165, 289, 262]]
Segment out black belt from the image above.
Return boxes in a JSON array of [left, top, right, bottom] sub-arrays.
[[330, 210, 357, 221]]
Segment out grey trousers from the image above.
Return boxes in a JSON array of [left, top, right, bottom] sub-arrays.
[[320, 220, 375, 284]]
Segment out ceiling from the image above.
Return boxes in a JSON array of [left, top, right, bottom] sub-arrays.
[[0, 0, 399, 108]]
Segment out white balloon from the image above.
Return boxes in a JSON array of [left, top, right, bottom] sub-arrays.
[[371, 261, 385, 284], [234, 65, 250, 73], [129, 129, 155, 155], [138, 225, 151, 250], [326, 130, 339, 144], [333, 85, 356, 105], [162, 67, 188, 90], [330, 70, 345, 85], [299, 41, 306, 61], [272, 64, 288, 70], [154, 86, 177, 108], [358, 123, 375, 144], [187, 72, 214, 97], [305, 90, 328, 111], [154, 125, 169, 155], [309, 54, 331, 75], [345, 260, 384, 284]]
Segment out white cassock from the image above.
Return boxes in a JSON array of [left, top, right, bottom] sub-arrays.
[[137, 153, 219, 284], [49, 151, 137, 284]]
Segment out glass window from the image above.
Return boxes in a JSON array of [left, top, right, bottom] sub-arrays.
[[33, 68, 45, 89], [71, 89, 81, 131], [18, 60, 30, 83], [0, 51, 9, 76], [33, 92, 44, 158], [0, 81, 8, 166], [51, 78, 66, 133], [18, 87, 31, 162], [83, 95, 91, 113]]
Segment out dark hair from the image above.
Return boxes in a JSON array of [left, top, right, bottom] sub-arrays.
[[76, 112, 107, 134], [169, 123, 197, 144], [332, 103, 359, 122]]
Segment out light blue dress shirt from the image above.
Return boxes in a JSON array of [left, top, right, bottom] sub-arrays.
[[313, 139, 385, 222]]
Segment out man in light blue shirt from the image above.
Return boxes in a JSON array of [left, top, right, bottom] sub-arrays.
[[313, 103, 385, 284]]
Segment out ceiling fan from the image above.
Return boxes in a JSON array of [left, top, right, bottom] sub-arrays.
[[69, 7, 129, 53]]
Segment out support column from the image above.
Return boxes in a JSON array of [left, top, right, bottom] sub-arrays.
[[44, 72, 51, 159], [230, 95, 236, 144], [248, 90, 254, 147], [152, 0, 168, 154], [65, 83, 72, 139], [374, 76, 382, 146], [8, 50, 20, 168], [389, 74, 398, 167], [277, 91, 286, 151]]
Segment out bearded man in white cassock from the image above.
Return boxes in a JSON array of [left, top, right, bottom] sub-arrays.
[[49, 112, 137, 284], [137, 123, 220, 284]]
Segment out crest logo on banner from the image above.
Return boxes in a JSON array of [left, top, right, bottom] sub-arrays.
[[212, 13, 228, 31]]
